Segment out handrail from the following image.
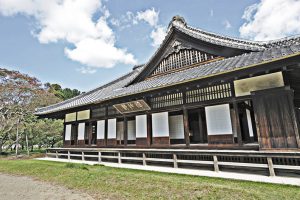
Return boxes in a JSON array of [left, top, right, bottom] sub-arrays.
[[45, 148, 300, 177]]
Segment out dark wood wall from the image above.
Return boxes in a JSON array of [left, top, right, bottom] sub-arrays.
[[252, 87, 300, 149]]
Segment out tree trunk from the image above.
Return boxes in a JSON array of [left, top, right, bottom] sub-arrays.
[[0, 139, 2, 154], [16, 121, 19, 158], [25, 133, 29, 156]]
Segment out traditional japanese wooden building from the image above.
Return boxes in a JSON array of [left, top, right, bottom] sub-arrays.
[[36, 16, 300, 151]]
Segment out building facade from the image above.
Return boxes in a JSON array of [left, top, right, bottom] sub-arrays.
[[36, 16, 300, 151]]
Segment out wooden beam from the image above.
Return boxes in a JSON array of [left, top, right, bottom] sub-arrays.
[[183, 107, 190, 147]]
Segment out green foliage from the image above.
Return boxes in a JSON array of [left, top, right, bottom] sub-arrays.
[[45, 82, 81, 100], [20, 115, 63, 149]]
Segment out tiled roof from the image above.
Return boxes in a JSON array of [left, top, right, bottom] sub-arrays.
[[35, 66, 144, 115], [35, 44, 300, 115], [170, 17, 300, 51], [173, 22, 265, 51]]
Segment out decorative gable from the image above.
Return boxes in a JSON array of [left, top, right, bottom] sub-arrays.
[[150, 40, 221, 77]]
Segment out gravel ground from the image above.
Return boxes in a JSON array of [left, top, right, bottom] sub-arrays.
[[0, 173, 94, 200]]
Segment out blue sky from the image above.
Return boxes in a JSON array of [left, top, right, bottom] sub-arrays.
[[0, 0, 299, 91]]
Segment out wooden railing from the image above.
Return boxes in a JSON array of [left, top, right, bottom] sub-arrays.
[[46, 148, 300, 177]]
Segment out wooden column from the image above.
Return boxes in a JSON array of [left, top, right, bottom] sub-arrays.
[[104, 106, 108, 146], [104, 119, 108, 146], [146, 114, 152, 147], [183, 107, 190, 147], [233, 102, 243, 146], [88, 122, 93, 146], [123, 117, 128, 146], [198, 110, 204, 143]]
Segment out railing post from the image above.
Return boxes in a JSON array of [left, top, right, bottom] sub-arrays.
[[55, 151, 58, 159], [82, 152, 85, 161], [142, 153, 147, 166], [68, 151, 70, 160], [213, 155, 219, 172], [267, 157, 275, 176], [173, 154, 178, 168], [118, 152, 121, 164], [98, 152, 102, 163]]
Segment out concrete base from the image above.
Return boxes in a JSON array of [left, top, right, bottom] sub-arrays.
[[36, 157, 300, 187]]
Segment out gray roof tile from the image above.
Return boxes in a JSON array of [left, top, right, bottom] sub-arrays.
[[36, 44, 300, 115]]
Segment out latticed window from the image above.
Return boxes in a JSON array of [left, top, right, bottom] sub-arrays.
[[151, 92, 183, 109], [186, 83, 232, 103], [151, 49, 218, 76]]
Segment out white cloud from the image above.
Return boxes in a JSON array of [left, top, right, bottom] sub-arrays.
[[239, 0, 300, 41], [110, 18, 120, 27], [223, 20, 232, 29], [65, 38, 136, 68], [210, 9, 214, 17], [109, 7, 166, 47], [150, 26, 166, 47], [0, 0, 137, 72], [136, 8, 159, 27], [136, 8, 166, 47], [77, 66, 97, 74]]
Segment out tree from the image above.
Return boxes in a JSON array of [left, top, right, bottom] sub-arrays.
[[0, 68, 81, 155], [21, 116, 63, 151], [0, 68, 60, 154]]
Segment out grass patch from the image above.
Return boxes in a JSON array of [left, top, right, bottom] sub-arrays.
[[0, 159, 299, 200], [65, 163, 89, 170]]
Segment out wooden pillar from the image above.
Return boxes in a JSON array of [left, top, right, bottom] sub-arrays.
[[213, 155, 219, 172], [142, 153, 147, 166], [104, 106, 108, 146], [183, 107, 190, 147], [104, 119, 108, 146], [198, 110, 204, 143], [98, 152, 102, 163], [88, 122, 92, 146], [63, 123, 66, 146], [123, 117, 128, 146], [267, 157, 275, 176], [233, 102, 243, 146], [146, 114, 152, 146], [173, 154, 178, 168]]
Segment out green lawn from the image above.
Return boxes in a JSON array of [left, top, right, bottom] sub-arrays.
[[0, 159, 299, 200]]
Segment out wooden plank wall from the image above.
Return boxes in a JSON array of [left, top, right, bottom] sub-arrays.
[[252, 87, 300, 149]]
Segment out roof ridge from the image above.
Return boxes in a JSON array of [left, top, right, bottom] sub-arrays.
[[169, 15, 300, 49]]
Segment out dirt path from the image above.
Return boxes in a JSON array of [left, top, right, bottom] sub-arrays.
[[0, 173, 94, 200]]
